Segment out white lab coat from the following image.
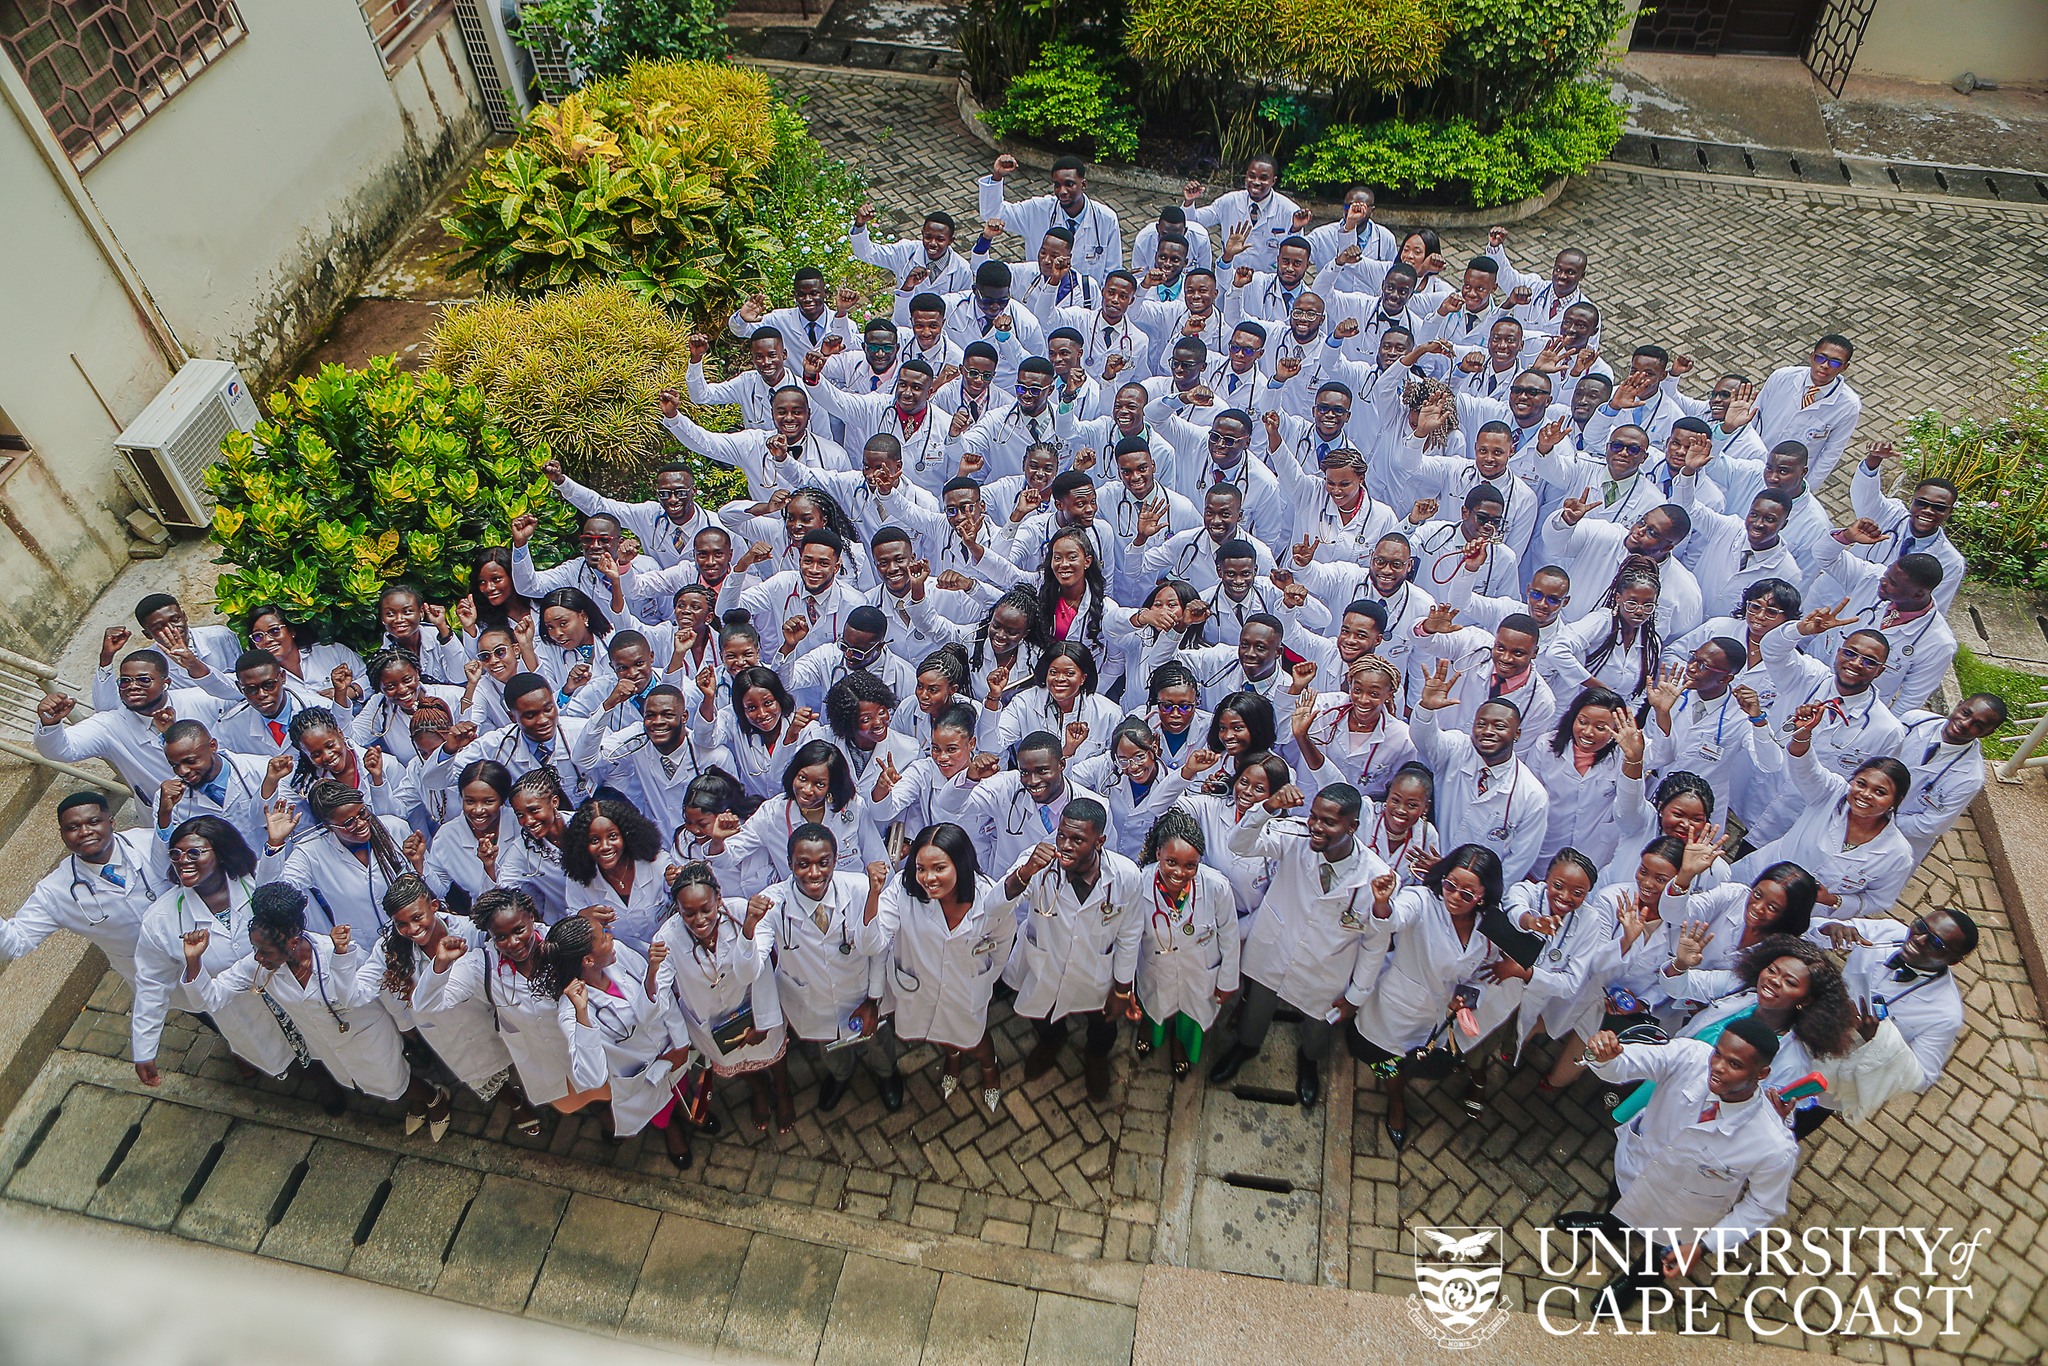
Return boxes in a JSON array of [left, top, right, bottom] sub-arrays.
[[1410, 706, 1551, 886], [651, 903, 786, 1073], [196, 936, 411, 1099], [567, 858, 676, 955], [873, 876, 1017, 1050], [130, 879, 294, 1077], [1826, 919, 1962, 1095], [960, 774, 1118, 888], [560, 944, 679, 1133], [1068, 758, 1195, 863], [1591, 1038, 1799, 1255], [1502, 880, 1621, 1056], [260, 817, 415, 943], [1132, 864, 1241, 1028], [1734, 748, 1915, 920], [760, 871, 886, 1042], [1523, 738, 1624, 879], [722, 795, 883, 887], [422, 810, 520, 909], [1347, 886, 1501, 1055], [366, 916, 512, 1092], [994, 849, 1145, 1021], [1294, 699, 1415, 801], [1174, 794, 1274, 916], [1891, 713, 1984, 863], [414, 939, 574, 1103], [3, 829, 169, 982], [993, 689, 1123, 766], [1230, 808, 1388, 1016]]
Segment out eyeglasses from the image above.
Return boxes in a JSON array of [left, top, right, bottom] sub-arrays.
[[167, 846, 211, 864], [116, 675, 157, 689], [1508, 385, 1548, 399], [1811, 352, 1847, 370], [1208, 434, 1250, 450], [478, 644, 514, 661], [249, 623, 287, 643], [1114, 751, 1156, 772], [942, 502, 980, 520], [1527, 589, 1565, 607], [1606, 440, 1646, 456], [578, 535, 617, 547], [1370, 555, 1407, 570], [1710, 387, 1741, 400], [237, 677, 281, 695]]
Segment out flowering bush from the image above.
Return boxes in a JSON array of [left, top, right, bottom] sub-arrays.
[[207, 360, 575, 651], [1900, 333, 2048, 590]]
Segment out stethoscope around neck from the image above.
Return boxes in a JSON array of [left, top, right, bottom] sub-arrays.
[[67, 847, 160, 918]]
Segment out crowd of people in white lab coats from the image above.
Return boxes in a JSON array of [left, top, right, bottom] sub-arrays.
[[11, 151, 2002, 1304]]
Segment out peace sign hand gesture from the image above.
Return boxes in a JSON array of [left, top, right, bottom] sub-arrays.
[[1795, 597, 1855, 637]]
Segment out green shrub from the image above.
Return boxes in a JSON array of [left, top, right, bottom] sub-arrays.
[[1285, 79, 1622, 205], [207, 360, 576, 651], [441, 61, 880, 320], [1125, 0, 1452, 166], [960, 0, 1131, 105], [1431, 0, 1629, 120], [978, 41, 1140, 162], [428, 280, 747, 504], [517, 0, 730, 86], [1900, 334, 2048, 590]]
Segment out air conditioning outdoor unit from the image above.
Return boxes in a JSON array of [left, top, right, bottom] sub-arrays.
[[454, 0, 537, 134], [113, 358, 260, 530]]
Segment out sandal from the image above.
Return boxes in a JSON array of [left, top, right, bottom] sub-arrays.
[[426, 1085, 453, 1143], [940, 1072, 959, 1100]]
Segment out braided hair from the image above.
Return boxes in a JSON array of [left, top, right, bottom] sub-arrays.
[[916, 643, 975, 704], [377, 872, 436, 998], [1035, 527, 1108, 657], [826, 670, 898, 747], [1584, 554, 1662, 700], [363, 645, 426, 695], [307, 779, 408, 881], [1141, 804, 1206, 865], [531, 914, 596, 1000], [512, 766, 569, 857], [789, 486, 861, 549], [971, 587, 1047, 672], [286, 705, 347, 791], [1545, 846, 1599, 890]]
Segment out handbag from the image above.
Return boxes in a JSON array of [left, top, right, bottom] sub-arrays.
[[1402, 1012, 1464, 1080]]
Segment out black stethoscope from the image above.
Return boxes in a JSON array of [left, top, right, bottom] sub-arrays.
[[258, 936, 352, 1034], [1003, 780, 1069, 838], [65, 846, 161, 915], [1113, 487, 1171, 539], [1902, 721, 1973, 814], [779, 885, 855, 957]]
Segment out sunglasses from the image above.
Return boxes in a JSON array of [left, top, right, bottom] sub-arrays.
[[1314, 403, 1350, 417], [653, 488, 692, 503], [1014, 383, 1052, 398], [1527, 590, 1565, 607], [1908, 497, 1952, 513], [1508, 386, 1548, 398], [249, 623, 288, 643], [1228, 343, 1262, 357], [1811, 352, 1847, 370], [1208, 434, 1250, 450], [1607, 440, 1646, 456], [1837, 646, 1887, 670], [1156, 700, 1195, 715], [578, 535, 617, 547]]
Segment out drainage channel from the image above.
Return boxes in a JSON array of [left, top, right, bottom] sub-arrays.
[[1184, 1024, 1330, 1284]]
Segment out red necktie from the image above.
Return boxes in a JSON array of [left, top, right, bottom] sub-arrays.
[[1696, 1101, 1719, 1124], [268, 720, 286, 745]]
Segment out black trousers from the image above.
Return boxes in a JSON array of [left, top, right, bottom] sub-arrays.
[[1033, 1013, 1117, 1057]]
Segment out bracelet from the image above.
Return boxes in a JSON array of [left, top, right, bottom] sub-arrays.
[[1749, 715, 1769, 726]]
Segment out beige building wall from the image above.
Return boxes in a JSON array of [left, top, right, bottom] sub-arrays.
[[0, 0, 488, 659], [1853, 0, 2048, 87]]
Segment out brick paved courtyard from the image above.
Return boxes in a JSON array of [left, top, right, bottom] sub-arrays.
[[3, 64, 2047, 1366]]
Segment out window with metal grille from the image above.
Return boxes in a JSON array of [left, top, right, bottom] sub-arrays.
[[357, 0, 451, 71], [0, 0, 244, 172]]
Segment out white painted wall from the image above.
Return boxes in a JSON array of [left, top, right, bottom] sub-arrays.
[[1853, 0, 2048, 87], [0, 0, 488, 655]]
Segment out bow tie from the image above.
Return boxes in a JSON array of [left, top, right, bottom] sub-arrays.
[[1884, 952, 1922, 984]]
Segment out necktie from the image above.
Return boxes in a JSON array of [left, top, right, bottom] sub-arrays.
[[812, 899, 832, 933], [1487, 675, 1505, 701], [1602, 479, 1620, 506], [1315, 441, 1330, 466], [1282, 290, 1295, 312], [1486, 371, 1501, 397], [1038, 803, 1055, 833], [100, 865, 127, 888], [1103, 324, 1115, 352], [805, 596, 820, 624], [1738, 548, 1753, 571], [1696, 1101, 1720, 1124], [201, 780, 227, 806], [1885, 952, 1918, 983], [1548, 297, 1561, 319], [1476, 768, 1490, 796], [267, 720, 286, 745], [1227, 373, 1240, 395], [1319, 862, 1335, 893], [868, 373, 882, 391], [659, 752, 683, 781], [671, 520, 691, 556], [530, 739, 553, 765], [1922, 742, 1940, 764], [1802, 385, 1820, 409], [1248, 201, 1260, 226], [1027, 416, 1042, 443], [1898, 535, 1918, 560], [807, 320, 820, 346]]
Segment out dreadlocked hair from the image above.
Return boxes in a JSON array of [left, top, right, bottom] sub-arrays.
[[971, 587, 1047, 672], [378, 872, 436, 998], [531, 914, 596, 1000], [286, 706, 347, 791], [1403, 376, 1460, 447], [1583, 554, 1662, 700], [1142, 804, 1206, 865], [307, 779, 409, 881], [1035, 527, 1107, 654]]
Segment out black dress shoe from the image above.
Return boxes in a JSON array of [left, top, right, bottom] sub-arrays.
[[817, 1075, 847, 1112], [693, 1110, 722, 1137], [878, 1070, 905, 1111], [665, 1127, 694, 1170], [1385, 1116, 1407, 1150], [1295, 1051, 1320, 1108], [1208, 1044, 1253, 1084]]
